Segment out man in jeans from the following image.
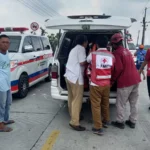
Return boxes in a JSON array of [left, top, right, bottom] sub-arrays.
[[87, 36, 115, 135], [111, 33, 141, 129], [0, 35, 15, 132], [64, 35, 88, 131]]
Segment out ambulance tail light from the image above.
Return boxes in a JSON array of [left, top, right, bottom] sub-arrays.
[[51, 63, 58, 79], [0, 27, 29, 33]]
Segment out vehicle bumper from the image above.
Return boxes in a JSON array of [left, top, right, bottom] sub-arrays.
[[51, 86, 116, 104]]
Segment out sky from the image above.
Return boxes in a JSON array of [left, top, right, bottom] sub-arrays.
[[1, 0, 150, 45]]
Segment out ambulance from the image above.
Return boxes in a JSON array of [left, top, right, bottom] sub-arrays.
[[0, 27, 53, 98], [45, 15, 136, 103]]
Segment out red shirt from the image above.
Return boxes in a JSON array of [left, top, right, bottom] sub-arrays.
[[111, 46, 141, 88], [145, 49, 150, 76]]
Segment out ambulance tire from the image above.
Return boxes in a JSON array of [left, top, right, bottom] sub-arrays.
[[45, 65, 52, 82], [17, 74, 29, 98]]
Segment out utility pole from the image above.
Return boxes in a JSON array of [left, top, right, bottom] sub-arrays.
[[141, 7, 147, 45], [136, 30, 140, 47]]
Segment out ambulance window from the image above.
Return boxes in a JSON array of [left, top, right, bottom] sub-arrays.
[[8, 36, 21, 52], [31, 36, 43, 51], [41, 37, 50, 50], [22, 36, 33, 52]]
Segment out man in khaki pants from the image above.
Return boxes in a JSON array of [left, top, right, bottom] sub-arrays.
[[64, 35, 88, 131], [110, 33, 141, 129], [87, 36, 115, 135]]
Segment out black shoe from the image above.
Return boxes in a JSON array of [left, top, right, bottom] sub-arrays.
[[102, 121, 110, 128], [125, 120, 135, 129], [92, 128, 104, 136], [111, 121, 125, 129], [69, 124, 86, 131], [149, 106, 150, 110]]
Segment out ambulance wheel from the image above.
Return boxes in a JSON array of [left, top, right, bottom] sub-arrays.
[[45, 65, 52, 82], [17, 74, 29, 98]]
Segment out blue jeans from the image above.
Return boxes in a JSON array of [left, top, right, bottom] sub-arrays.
[[0, 90, 12, 122]]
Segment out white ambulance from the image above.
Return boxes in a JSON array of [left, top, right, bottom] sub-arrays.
[[127, 39, 137, 63], [0, 27, 53, 98], [45, 15, 136, 103]]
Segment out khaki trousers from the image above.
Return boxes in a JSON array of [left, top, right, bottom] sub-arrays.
[[116, 84, 139, 124], [90, 85, 110, 129], [65, 78, 83, 126]]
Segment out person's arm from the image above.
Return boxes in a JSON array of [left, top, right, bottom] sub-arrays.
[[139, 61, 147, 74], [134, 50, 138, 56], [111, 54, 123, 85], [78, 48, 87, 66], [87, 53, 92, 63], [111, 56, 116, 77], [139, 49, 150, 73], [80, 61, 87, 66]]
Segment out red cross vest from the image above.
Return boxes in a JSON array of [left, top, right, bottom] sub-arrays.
[[91, 49, 114, 86]]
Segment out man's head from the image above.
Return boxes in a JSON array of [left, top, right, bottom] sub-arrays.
[[139, 44, 144, 50], [0, 34, 10, 53], [76, 35, 88, 48], [110, 33, 123, 50], [96, 36, 108, 48]]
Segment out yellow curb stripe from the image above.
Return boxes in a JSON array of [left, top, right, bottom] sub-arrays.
[[41, 130, 60, 150]]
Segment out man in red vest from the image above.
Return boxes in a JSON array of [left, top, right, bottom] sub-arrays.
[[87, 36, 115, 135], [139, 48, 150, 110], [111, 33, 141, 129]]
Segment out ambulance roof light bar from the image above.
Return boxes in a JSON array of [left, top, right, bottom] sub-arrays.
[[0, 27, 29, 34]]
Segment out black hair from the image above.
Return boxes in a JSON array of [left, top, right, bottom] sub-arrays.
[[0, 34, 9, 39], [96, 36, 108, 48], [75, 35, 88, 45]]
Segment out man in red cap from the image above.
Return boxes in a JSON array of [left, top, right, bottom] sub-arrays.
[[111, 33, 141, 129]]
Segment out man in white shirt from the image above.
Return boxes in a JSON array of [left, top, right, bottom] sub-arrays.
[[64, 35, 88, 131]]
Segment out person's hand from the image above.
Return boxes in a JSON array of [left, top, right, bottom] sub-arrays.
[[138, 69, 142, 74], [88, 49, 92, 55], [110, 83, 113, 88]]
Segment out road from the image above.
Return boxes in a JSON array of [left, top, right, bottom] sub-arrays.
[[0, 80, 150, 150]]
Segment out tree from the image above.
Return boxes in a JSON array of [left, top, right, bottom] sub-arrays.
[[48, 33, 60, 53]]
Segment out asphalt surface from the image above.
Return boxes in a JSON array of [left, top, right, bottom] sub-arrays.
[[0, 80, 150, 150]]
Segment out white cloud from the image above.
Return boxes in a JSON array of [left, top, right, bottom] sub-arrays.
[[90, 0, 101, 13]]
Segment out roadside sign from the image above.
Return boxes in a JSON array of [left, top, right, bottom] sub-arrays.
[[30, 22, 39, 31]]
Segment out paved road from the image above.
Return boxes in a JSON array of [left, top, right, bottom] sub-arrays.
[[0, 80, 150, 150]]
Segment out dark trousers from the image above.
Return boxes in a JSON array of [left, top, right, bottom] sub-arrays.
[[147, 76, 150, 97]]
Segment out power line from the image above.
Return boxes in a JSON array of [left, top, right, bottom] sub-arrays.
[[40, 0, 61, 16], [17, 0, 61, 17], [140, 0, 150, 16], [35, 0, 57, 17], [17, 0, 54, 17], [17, 0, 46, 17], [27, 0, 53, 17], [136, 0, 150, 22]]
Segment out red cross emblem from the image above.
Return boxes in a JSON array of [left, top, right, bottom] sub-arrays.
[[102, 58, 107, 63]]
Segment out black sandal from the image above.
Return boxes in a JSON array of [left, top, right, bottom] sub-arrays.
[[69, 124, 86, 131]]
